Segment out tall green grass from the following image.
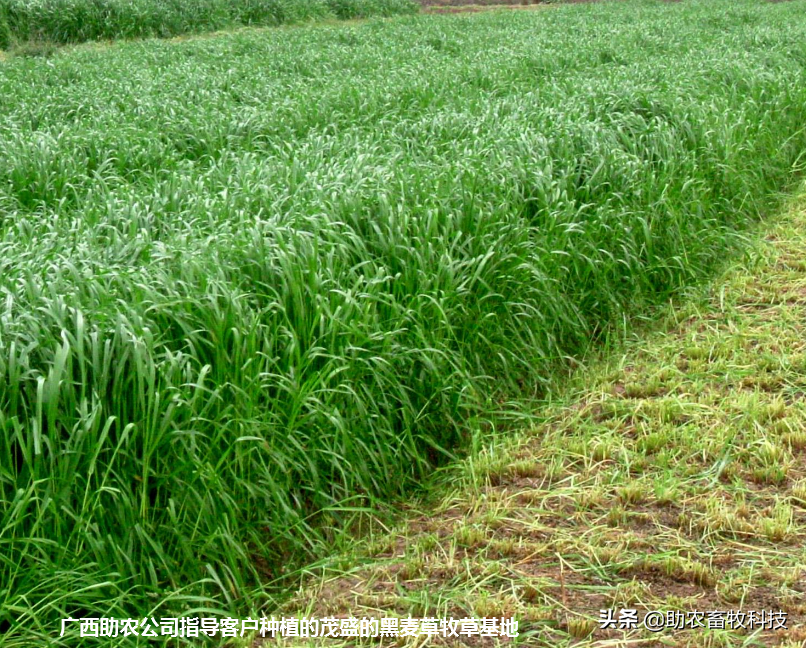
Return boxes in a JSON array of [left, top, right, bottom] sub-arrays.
[[1, 0, 806, 645], [0, 0, 417, 48]]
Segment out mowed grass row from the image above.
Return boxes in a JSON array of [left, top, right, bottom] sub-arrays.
[[1, 0, 806, 644], [0, 0, 417, 49]]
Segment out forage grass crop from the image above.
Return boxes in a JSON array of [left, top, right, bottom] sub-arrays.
[[0, 0, 418, 48], [1, 0, 806, 645]]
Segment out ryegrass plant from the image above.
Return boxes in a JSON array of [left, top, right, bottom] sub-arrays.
[[0, 0, 417, 47], [1, 0, 806, 645]]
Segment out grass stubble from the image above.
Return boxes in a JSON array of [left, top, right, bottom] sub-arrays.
[[1, 0, 806, 645]]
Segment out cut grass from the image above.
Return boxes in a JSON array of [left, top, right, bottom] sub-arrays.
[[256, 193, 806, 647]]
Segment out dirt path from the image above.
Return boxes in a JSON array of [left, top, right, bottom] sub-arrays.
[[251, 195, 806, 647]]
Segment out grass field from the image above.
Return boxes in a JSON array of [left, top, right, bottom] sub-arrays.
[[1, 0, 806, 645], [0, 0, 417, 49]]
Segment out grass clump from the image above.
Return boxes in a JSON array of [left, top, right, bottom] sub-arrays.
[[0, 6, 10, 50], [1, 0, 806, 645]]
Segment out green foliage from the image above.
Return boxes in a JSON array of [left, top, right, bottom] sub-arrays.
[[326, 0, 418, 19], [0, 0, 806, 645], [0, 5, 10, 49], [0, 0, 417, 47], [230, 0, 327, 26]]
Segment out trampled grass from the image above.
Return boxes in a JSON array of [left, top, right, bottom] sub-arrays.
[[0, 0, 418, 49], [1, 0, 806, 645]]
